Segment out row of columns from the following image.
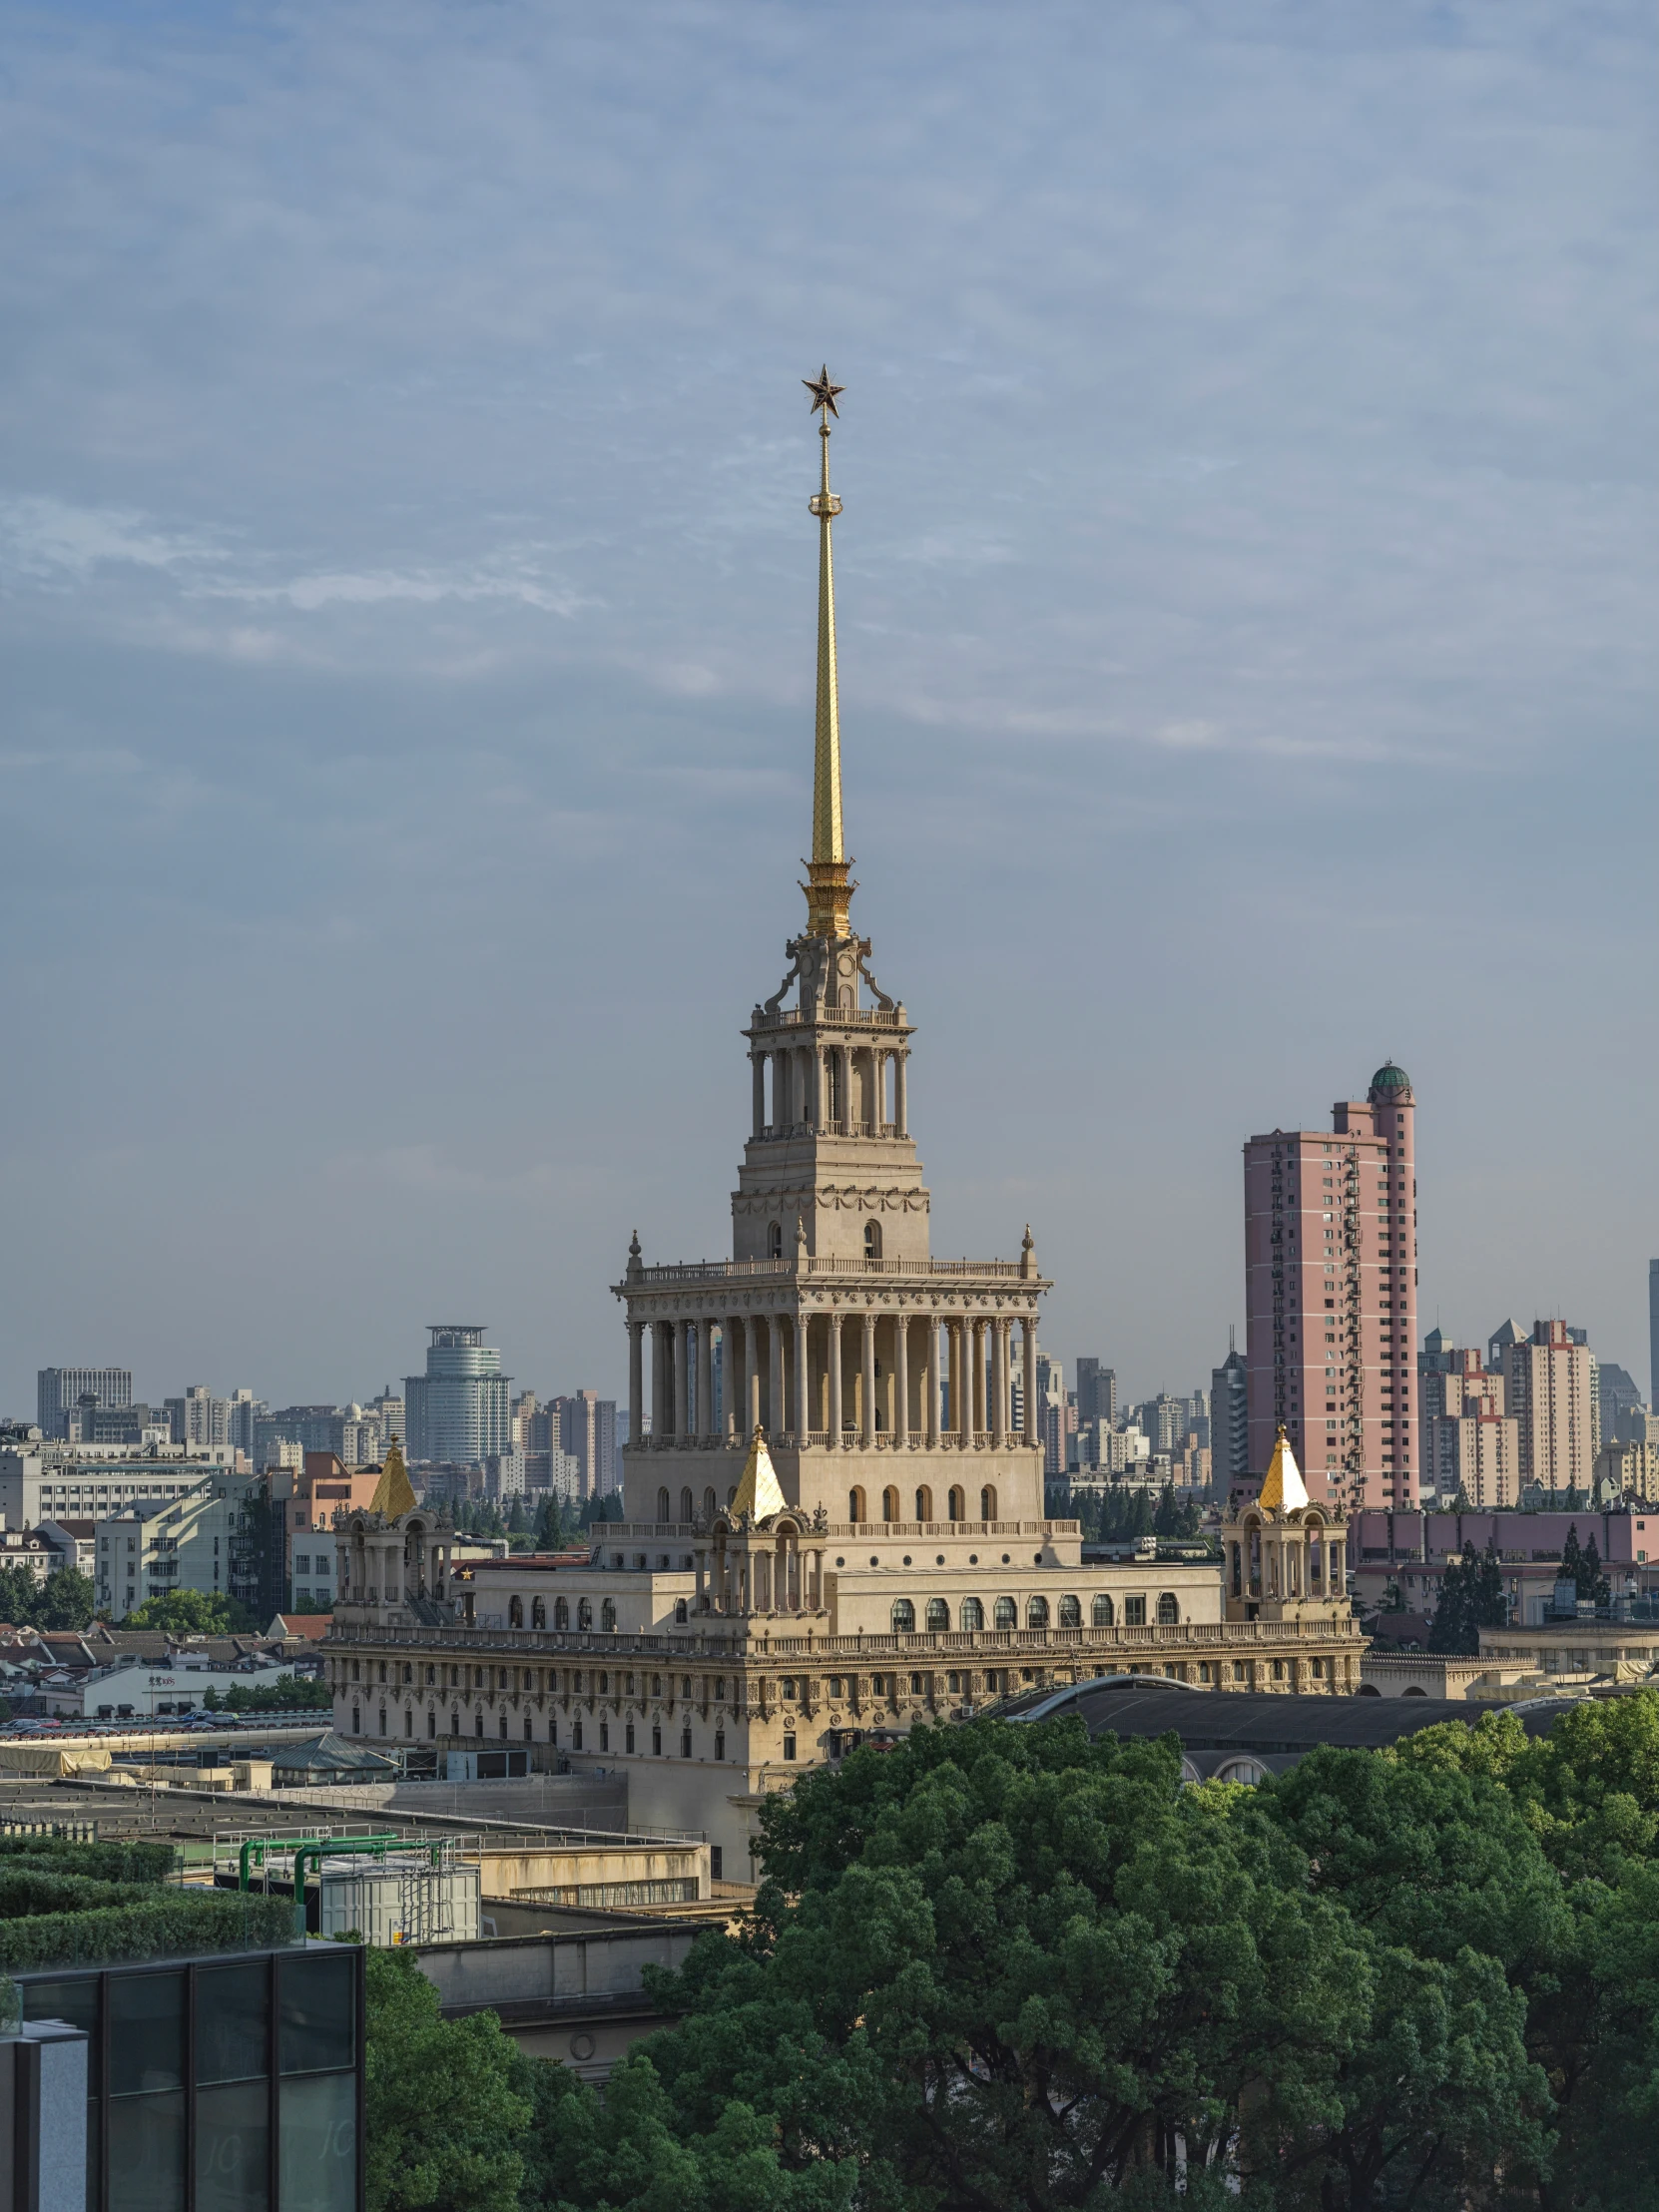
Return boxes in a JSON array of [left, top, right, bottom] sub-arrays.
[[750, 1039, 909, 1140], [696, 1536, 829, 1614], [629, 1312, 1039, 1447]]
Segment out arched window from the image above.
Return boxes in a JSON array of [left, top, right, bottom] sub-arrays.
[[600, 1598, 617, 1632], [849, 1486, 866, 1523], [882, 1486, 899, 1523], [531, 1597, 546, 1629], [704, 1486, 718, 1518], [1092, 1592, 1115, 1627], [657, 1487, 671, 1523], [1058, 1595, 1081, 1627], [573, 1720, 584, 1750], [925, 1597, 950, 1632], [863, 1221, 881, 1261], [768, 1222, 784, 1258], [1157, 1592, 1180, 1625], [554, 1596, 569, 1630], [994, 1596, 1016, 1630], [914, 1486, 932, 1522], [577, 1598, 593, 1630], [891, 1598, 915, 1633], [508, 1596, 524, 1628], [674, 1598, 688, 1624], [680, 1487, 694, 1522], [947, 1486, 964, 1522], [960, 1596, 983, 1631], [980, 1485, 997, 1520], [1026, 1595, 1050, 1629]]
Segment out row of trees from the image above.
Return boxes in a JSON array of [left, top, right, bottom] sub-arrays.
[[452, 1490, 622, 1553], [1067, 1479, 1206, 1545], [0, 1564, 96, 1632], [365, 1688, 1659, 2209]]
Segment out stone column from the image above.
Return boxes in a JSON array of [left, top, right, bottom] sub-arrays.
[[895, 1051, 908, 1138], [752, 1053, 766, 1140], [794, 1311, 810, 1440], [651, 1321, 669, 1441], [697, 1319, 714, 1440], [628, 1321, 644, 1450], [992, 1318, 1008, 1447], [1022, 1315, 1038, 1446], [924, 1314, 939, 1445], [829, 1312, 844, 1441], [836, 1043, 852, 1133], [769, 1315, 785, 1436], [810, 1045, 825, 1132], [861, 1311, 877, 1446], [724, 1319, 742, 1438], [749, 1318, 765, 1433], [893, 1311, 909, 1446], [956, 1320, 972, 1445], [672, 1320, 688, 1438], [970, 1318, 984, 1438]]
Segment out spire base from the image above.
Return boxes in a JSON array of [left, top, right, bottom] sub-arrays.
[[802, 857, 855, 939]]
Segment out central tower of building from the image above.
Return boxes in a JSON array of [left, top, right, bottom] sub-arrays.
[[619, 372, 1048, 1526]]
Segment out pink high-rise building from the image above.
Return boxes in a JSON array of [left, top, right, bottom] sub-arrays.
[[1242, 1064, 1419, 1510]]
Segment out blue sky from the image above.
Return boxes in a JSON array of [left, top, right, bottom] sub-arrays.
[[1, 0, 1654, 1415]]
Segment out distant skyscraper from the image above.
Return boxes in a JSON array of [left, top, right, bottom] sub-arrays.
[[1650, 1260, 1659, 1408], [1075, 1359, 1117, 1430], [1210, 1336, 1248, 1494], [165, 1385, 232, 1447], [1599, 1363, 1645, 1445], [37, 1367, 133, 1437], [556, 1390, 619, 1498], [1504, 1321, 1595, 1495], [1243, 1063, 1419, 1510], [403, 1327, 511, 1466]]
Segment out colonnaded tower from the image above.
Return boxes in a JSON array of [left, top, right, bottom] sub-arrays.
[[617, 366, 1049, 1528], [326, 376, 1365, 1877]]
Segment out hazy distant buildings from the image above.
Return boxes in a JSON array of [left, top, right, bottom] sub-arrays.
[[1650, 1259, 1658, 1410], [1504, 1321, 1596, 1494], [1075, 1359, 1117, 1431], [1600, 1363, 1647, 1445], [1210, 1340, 1248, 1493], [1244, 1063, 1419, 1509], [555, 1390, 618, 1499], [37, 1368, 133, 1437], [404, 1326, 512, 1466]]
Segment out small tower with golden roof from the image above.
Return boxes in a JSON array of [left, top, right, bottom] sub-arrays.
[[1220, 1427, 1353, 1654]]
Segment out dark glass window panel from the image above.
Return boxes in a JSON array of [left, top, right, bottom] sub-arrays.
[[197, 2079, 272, 2212], [278, 1953, 354, 2076], [197, 1962, 272, 2085], [110, 1972, 185, 2096], [278, 2073, 355, 2212], [108, 2088, 186, 2212], [23, 1973, 102, 2096]]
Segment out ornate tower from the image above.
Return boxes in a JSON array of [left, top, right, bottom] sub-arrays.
[[617, 372, 1049, 1531]]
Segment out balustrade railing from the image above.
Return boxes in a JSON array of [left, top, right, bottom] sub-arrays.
[[629, 1255, 1032, 1285]]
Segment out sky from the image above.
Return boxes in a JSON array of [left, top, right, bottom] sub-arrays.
[[1, 0, 1654, 1420]]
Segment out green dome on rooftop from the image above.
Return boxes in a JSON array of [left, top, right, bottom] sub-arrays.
[[1369, 1062, 1411, 1096]]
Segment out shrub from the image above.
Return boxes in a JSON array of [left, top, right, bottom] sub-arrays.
[[0, 1892, 293, 1972], [0, 1837, 176, 1885]]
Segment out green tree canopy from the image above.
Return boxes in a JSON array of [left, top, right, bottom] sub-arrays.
[[122, 1590, 256, 1636], [363, 1944, 529, 2212]]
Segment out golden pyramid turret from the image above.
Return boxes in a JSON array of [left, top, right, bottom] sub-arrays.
[[1258, 1425, 1310, 1515], [369, 1435, 417, 1519], [729, 1424, 787, 1523]]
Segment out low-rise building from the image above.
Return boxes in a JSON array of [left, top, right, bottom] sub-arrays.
[[41, 1650, 296, 1718], [1349, 1506, 1659, 1626], [94, 1470, 261, 1620], [0, 1440, 233, 1525]]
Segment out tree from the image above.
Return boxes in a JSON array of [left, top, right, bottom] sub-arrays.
[[35, 1568, 95, 1631], [1426, 1551, 1475, 1652], [1560, 1522, 1584, 1590], [361, 1945, 528, 2212], [1578, 1533, 1610, 1606], [123, 1590, 256, 1636]]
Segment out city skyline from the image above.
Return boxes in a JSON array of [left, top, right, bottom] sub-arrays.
[[1, 4, 1652, 1418]]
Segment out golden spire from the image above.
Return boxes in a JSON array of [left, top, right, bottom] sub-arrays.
[[729, 1422, 787, 1522], [802, 366, 854, 938], [1258, 1425, 1310, 1515], [370, 1434, 416, 1519]]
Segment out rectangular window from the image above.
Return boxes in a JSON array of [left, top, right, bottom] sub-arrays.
[[278, 1952, 355, 2077], [1124, 1596, 1146, 1627], [278, 2072, 355, 2212], [783, 1734, 797, 1761]]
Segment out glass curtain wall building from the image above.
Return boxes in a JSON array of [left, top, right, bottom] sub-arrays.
[[402, 1326, 511, 1466], [19, 1940, 362, 2212]]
